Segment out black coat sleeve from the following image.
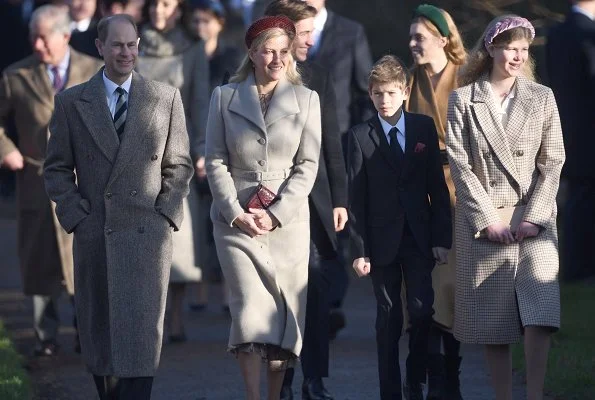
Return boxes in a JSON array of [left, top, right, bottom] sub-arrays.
[[348, 128, 369, 259]]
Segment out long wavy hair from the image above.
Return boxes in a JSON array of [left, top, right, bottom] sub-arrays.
[[459, 15, 536, 87], [411, 8, 467, 66], [231, 27, 301, 85]]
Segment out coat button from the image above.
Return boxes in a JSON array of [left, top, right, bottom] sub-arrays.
[[484, 151, 492, 158], [151, 155, 158, 161], [258, 138, 266, 145], [138, 227, 145, 234], [489, 180, 497, 187], [106, 193, 112, 199], [258, 160, 266, 166], [515, 150, 524, 157], [105, 228, 113, 235], [130, 190, 137, 196]]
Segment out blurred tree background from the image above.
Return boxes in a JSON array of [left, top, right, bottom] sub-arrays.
[[327, 0, 569, 82]]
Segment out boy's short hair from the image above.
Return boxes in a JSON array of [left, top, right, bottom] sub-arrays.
[[368, 55, 410, 91], [264, 0, 317, 22]]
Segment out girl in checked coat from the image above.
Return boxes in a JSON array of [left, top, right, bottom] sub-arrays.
[[446, 15, 565, 400], [205, 16, 321, 400]]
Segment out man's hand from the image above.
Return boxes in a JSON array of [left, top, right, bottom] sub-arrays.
[[333, 207, 348, 232], [485, 221, 515, 244], [352, 257, 371, 277], [194, 156, 206, 179], [432, 247, 449, 264], [515, 221, 539, 242], [233, 213, 269, 237], [1, 150, 24, 171], [249, 208, 279, 231]]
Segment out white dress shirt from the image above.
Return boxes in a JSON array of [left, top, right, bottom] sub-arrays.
[[311, 7, 328, 52], [70, 18, 92, 32], [572, 5, 595, 21], [488, 84, 516, 128], [46, 49, 71, 88], [379, 111, 406, 152], [102, 72, 132, 118]]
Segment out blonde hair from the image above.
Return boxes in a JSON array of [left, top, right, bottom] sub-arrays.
[[368, 55, 410, 91], [231, 27, 301, 85], [459, 15, 536, 87], [412, 8, 466, 66]]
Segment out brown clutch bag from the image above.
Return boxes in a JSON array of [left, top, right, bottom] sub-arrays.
[[475, 205, 526, 239], [244, 184, 278, 210]]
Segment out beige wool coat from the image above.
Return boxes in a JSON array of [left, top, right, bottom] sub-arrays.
[[446, 75, 565, 344], [206, 73, 321, 357], [0, 49, 101, 296]]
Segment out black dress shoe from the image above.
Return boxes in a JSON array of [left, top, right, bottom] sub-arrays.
[[302, 377, 334, 400], [280, 384, 294, 400], [403, 381, 423, 400], [33, 341, 59, 357]]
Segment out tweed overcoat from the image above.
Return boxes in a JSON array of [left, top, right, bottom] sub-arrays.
[[0, 49, 101, 296], [44, 70, 193, 376], [206, 73, 321, 357], [446, 76, 565, 344]]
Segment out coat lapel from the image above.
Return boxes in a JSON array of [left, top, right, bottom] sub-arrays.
[[368, 116, 399, 173], [401, 111, 417, 175], [469, 77, 520, 185], [505, 77, 534, 147], [21, 62, 54, 110], [228, 73, 267, 135], [264, 77, 300, 127], [75, 69, 119, 163], [107, 72, 159, 187]]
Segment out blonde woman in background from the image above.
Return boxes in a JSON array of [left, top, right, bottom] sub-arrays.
[[405, 4, 466, 399]]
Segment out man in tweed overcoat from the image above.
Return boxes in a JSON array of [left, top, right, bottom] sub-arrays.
[[44, 14, 193, 399]]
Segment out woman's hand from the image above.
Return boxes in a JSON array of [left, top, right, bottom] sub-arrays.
[[485, 221, 516, 244], [249, 208, 279, 231], [233, 213, 269, 237], [515, 221, 539, 241]]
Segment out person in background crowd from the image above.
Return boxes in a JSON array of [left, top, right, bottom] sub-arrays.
[[188, 0, 241, 314], [0, 5, 101, 357], [99, 0, 145, 22], [44, 14, 193, 399], [264, 1, 346, 399], [546, 0, 595, 282], [205, 15, 321, 400], [69, 0, 101, 57], [447, 15, 564, 400], [304, 0, 374, 338], [136, 0, 210, 342], [348, 55, 451, 400], [405, 4, 466, 399]]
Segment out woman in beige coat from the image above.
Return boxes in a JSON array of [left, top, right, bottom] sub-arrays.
[[405, 5, 466, 399], [205, 16, 321, 400], [446, 16, 565, 400]]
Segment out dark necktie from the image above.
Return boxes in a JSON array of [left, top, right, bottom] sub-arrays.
[[51, 66, 63, 93], [113, 87, 127, 137], [388, 127, 404, 159]]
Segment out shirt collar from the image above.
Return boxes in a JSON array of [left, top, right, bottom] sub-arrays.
[[71, 18, 92, 32], [572, 5, 595, 21], [314, 7, 328, 32], [378, 110, 406, 137], [46, 48, 70, 76], [102, 70, 133, 96]]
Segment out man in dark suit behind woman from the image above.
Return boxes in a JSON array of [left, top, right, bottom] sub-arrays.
[[264, 1, 347, 399], [546, 0, 595, 281]]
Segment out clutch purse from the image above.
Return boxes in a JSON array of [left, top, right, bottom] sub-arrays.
[[244, 184, 278, 210], [475, 205, 526, 239]]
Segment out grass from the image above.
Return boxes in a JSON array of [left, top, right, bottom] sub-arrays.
[[512, 282, 595, 400], [0, 320, 31, 400]]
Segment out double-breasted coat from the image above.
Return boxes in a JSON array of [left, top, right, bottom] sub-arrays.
[[0, 48, 101, 296], [44, 70, 193, 376], [206, 73, 321, 357], [446, 75, 565, 344]]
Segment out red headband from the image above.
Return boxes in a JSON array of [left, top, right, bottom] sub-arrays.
[[245, 15, 296, 49]]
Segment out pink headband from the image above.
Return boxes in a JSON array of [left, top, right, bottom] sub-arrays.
[[484, 17, 535, 49]]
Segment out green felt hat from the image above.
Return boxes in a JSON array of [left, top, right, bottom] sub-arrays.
[[413, 4, 450, 37]]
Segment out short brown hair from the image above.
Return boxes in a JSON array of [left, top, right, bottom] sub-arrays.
[[264, 0, 317, 22], [97, 14, 138, 43], [368, 55, 410, 91]]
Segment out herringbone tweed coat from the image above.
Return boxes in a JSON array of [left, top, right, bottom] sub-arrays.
[[44, 70, 193, 376], [206, 73, 321, 357], [446, 75, 565, 344]]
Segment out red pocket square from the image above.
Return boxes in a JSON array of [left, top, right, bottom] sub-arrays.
[[414, 142, 426, 153]]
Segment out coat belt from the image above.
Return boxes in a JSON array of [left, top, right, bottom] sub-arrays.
[[229, 167, 293, 182]]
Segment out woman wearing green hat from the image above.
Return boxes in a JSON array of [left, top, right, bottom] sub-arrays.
[[405, 4, 466, 399]]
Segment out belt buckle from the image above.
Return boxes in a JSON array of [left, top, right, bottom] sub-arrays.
[[254, 171, 262, 182]]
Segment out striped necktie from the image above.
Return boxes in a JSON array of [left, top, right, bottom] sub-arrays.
[[113, 87, 127, 137], [51, 66, 63, 93]]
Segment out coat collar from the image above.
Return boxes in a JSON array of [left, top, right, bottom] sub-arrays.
[[228, 72, 300, 135]]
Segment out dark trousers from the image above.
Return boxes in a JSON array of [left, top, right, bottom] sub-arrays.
[[93, 375, 153, 400], [562, 178, 595, 281], [370, 224, 434, 400]]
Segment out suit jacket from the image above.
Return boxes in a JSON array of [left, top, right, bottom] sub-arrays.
[[309, 10, 374, 134], [0, 48, 101, 296], [44, 69, 193, 376], [69, 20, 101, 59], [446, 76, 564, 343], [546, 10, 595, 179], [348, 112, 451, 267], [299, 61, 347, 250]]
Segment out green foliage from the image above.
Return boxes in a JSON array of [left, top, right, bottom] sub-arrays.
[[0, 321, 31, 400]]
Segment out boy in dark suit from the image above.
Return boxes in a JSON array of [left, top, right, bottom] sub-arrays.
[[348, 55, 451, 400]]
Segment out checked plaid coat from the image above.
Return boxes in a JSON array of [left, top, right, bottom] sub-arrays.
[[446, 75, 565, 344]]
